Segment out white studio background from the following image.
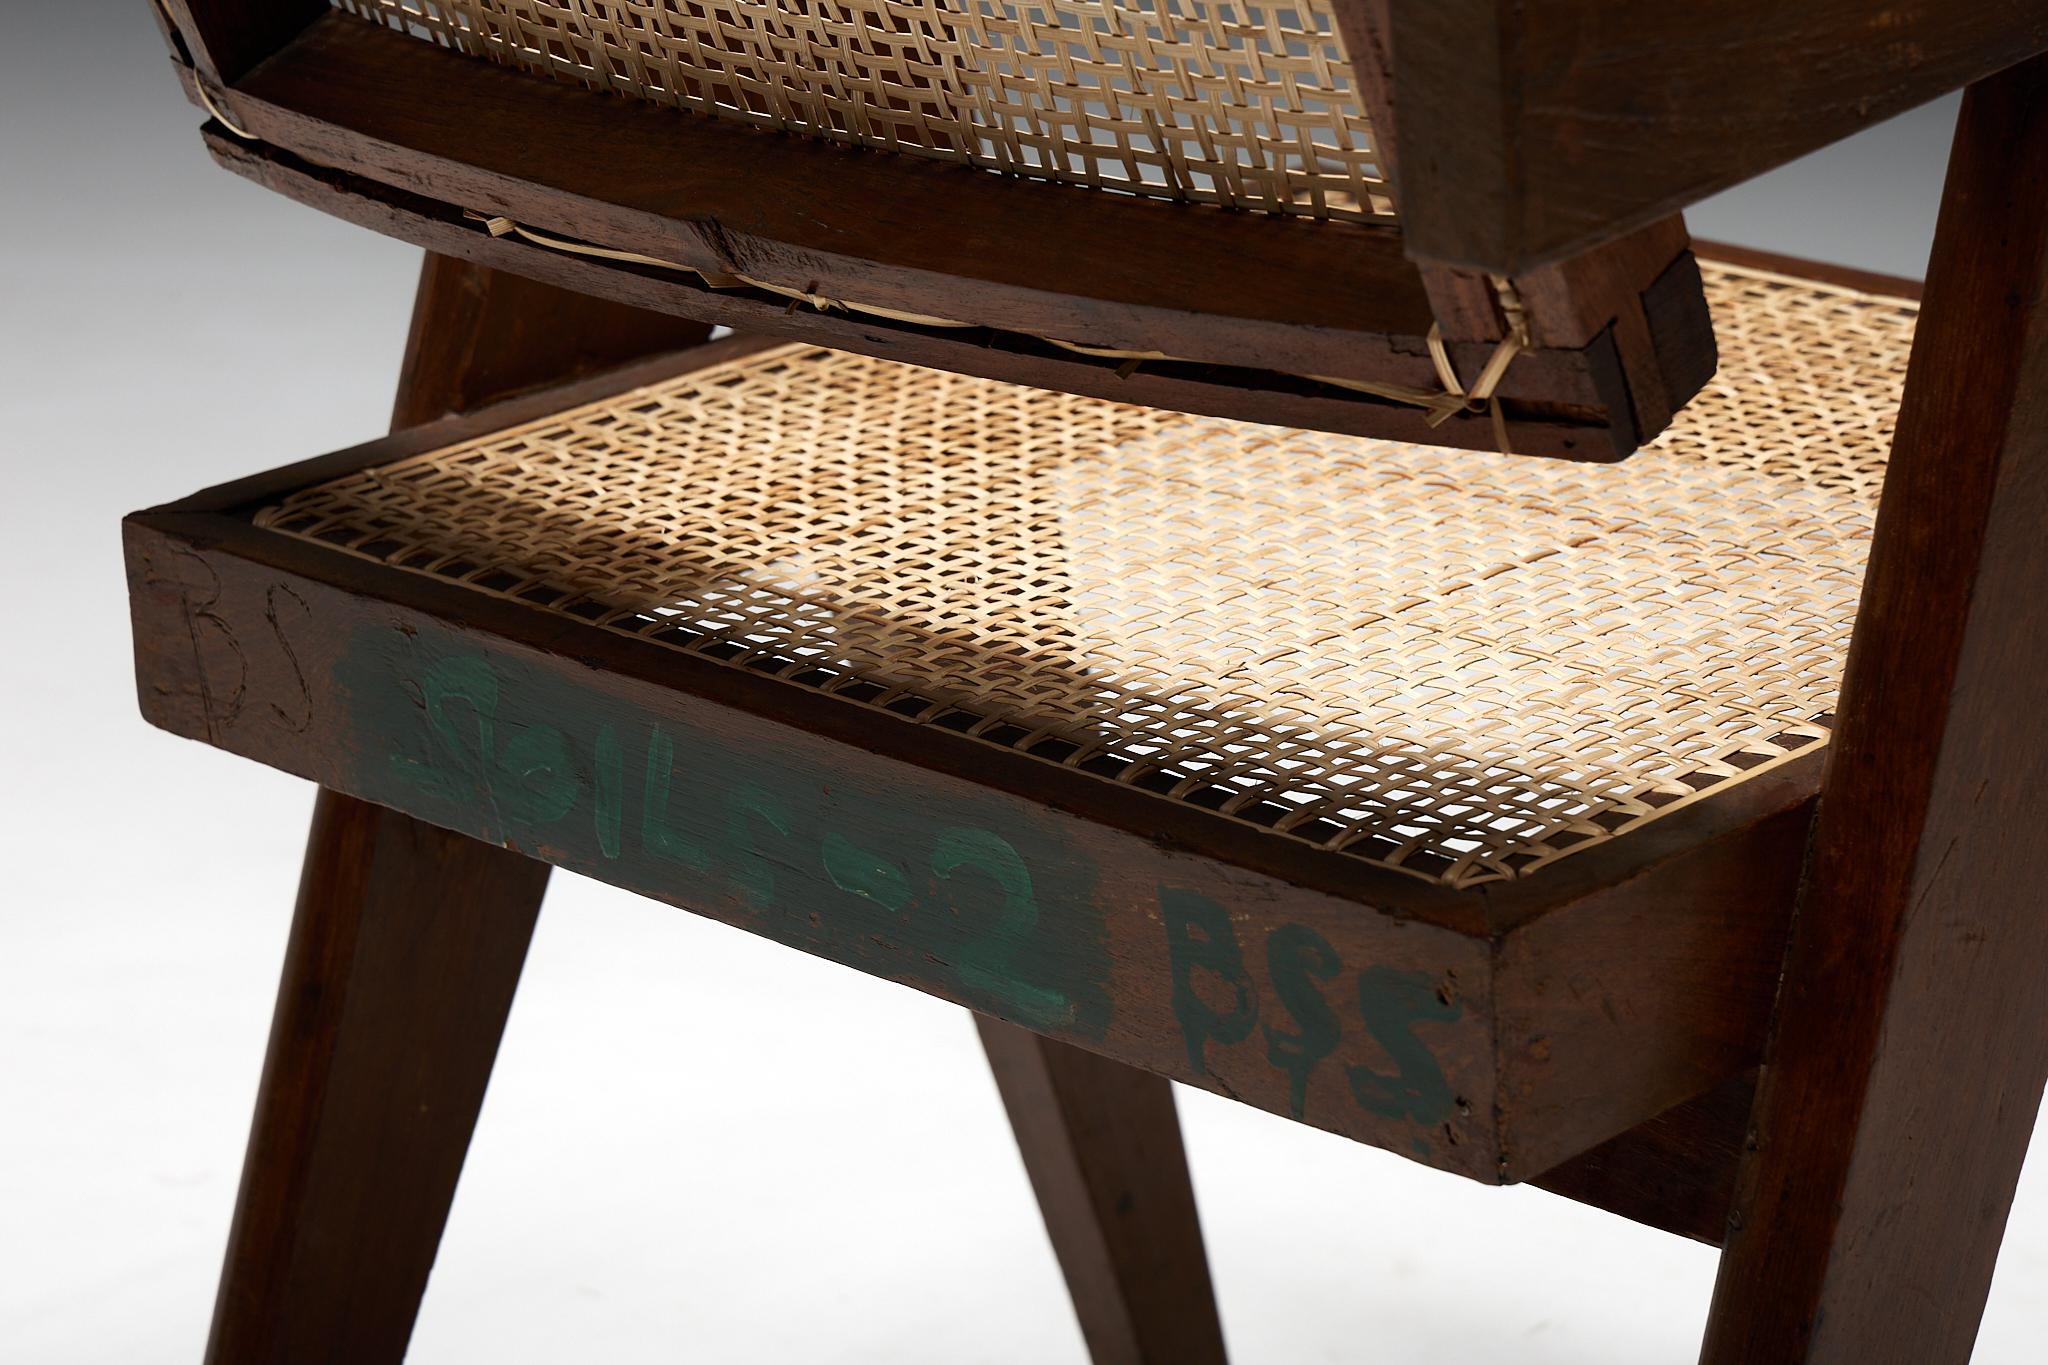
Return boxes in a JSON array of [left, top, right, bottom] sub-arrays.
[[2, 7, 2043, 1362]]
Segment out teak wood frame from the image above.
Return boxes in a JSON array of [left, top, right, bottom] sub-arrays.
[[129, 314, 1833, 1193], [131, 11, 2048, 1365], [151, 1, 1721, 460]]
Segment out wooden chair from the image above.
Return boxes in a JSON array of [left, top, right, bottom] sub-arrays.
[[133, 3, 2048, 1361]]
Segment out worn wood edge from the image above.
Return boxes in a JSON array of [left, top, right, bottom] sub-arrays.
[[123, 508, 1506, 1177], [196, 124, 1637, 461]]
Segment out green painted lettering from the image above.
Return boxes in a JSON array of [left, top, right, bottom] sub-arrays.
[[593, 723, 624, 859], [1161, 887, 1256, 1076], [1346, 966, 1462, 1127], [640, 726, 711, 872], [398, 656, 579, 830], [933, 827, 1072, 1028], [822, 832, 910, 913], [494, 722, 580, 827], [1262, 923, 1343, 1118], [725, 781, 795, 908]]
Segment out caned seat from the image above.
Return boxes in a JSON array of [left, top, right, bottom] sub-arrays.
[[251, 260, 1905, 889]]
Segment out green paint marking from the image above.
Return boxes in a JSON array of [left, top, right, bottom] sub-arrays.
[[724, 780, 795, 909], [641, 726, 711, 872], [1263, 922, 1343, 1118], [594, 722, 624, 859], [495, 722, 580, 827], [398, 655, 581, 836], [344, 640, 1113, 1043], [1347, 966, 1462, 1127], [1161, 887, 1257, 1075], [822, 832, 909, 913], [1159, 884, 1460, 1133], [400, 653, 499, 811], [934, 827, 1073, 1029]]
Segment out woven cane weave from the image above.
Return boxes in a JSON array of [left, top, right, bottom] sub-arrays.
[[256, 261, 1915, 886], [333, 0, 1392, 221]]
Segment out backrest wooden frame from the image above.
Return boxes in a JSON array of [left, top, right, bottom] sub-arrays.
[[149, 0, 1719, 459], [1383, 0, 2048, 274]]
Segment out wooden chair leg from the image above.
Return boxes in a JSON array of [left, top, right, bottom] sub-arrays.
[[1700, 52, 2048, 1365], [977, 1016, 1230, 1365], [205, 790, 549, 1363], [205, 256, 713, 1363]]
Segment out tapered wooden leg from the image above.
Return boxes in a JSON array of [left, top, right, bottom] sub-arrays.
[[205, 790, 549, 1363], [205, 257, 713, 1363], [1700, 54, 2048, 1365], [977, 1016, 1229, 1365]]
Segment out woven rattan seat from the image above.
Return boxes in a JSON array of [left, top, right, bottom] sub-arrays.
[[249, 259, 1911, 887]]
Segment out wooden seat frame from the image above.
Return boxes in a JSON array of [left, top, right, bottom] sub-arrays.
[[130, 5, 2048, 1363]]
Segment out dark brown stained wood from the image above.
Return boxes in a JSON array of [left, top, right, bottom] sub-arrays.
[[231, 17, 1433, 372], [169, 10, 1713, 459], [977, 1017, 1228, 1365], [1331, 0, 1722, 444], [1703, 52, 2048, 1364], [1528, 1071, 1753, 1245], [157, 0, 326, 83], [1327, 0, 1502, 342], [1383, 0, 2048, 274], [1436, 221, 1717, 443], [197, 125, 1640, 461], [205, 790, 547, 1364], [391, 254, 714, 427]]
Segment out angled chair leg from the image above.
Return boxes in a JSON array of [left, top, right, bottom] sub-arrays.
[[977, 1015, 1229, 1365], [1700, 52, 2048, 1365], [205, 255, 714, 1364], [205, 790, 549, 1363]]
